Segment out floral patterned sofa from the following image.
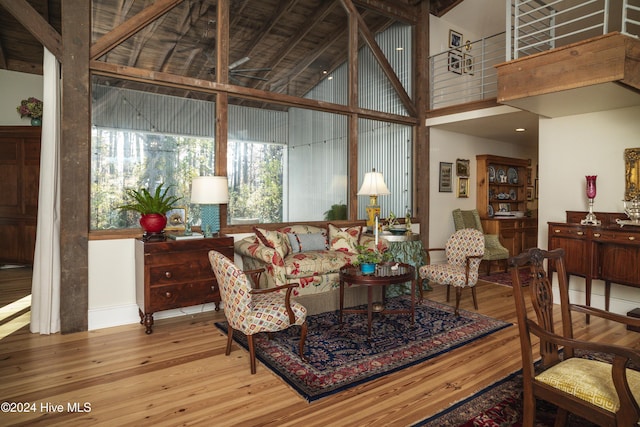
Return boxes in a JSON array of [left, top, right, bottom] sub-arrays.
[[234, 224, 387, 314]]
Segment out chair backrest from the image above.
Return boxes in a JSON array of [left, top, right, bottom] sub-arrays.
[[452, 209, 484, 233], [208, 250, 253, 329], [446, 228, 485, 269], [509, 248, 570, 369]]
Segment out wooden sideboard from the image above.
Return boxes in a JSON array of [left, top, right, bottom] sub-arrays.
[[135, 236, 234, 333], [548, 211, 640, 313]]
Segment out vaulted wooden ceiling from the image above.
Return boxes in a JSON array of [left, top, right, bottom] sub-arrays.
[[1, 0, 462, 100]]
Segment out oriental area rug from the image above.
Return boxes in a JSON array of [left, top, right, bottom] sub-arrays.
[[415, 350, 639, 427], [215, 296, 510, 402]]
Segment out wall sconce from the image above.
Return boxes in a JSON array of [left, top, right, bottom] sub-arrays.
[[357, 168, 390, 229], [191, 176, 229, 237]]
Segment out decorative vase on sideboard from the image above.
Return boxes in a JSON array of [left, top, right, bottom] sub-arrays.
[[30, 118, 41, 126]]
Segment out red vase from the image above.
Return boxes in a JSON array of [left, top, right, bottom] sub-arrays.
[[139, 213, 167, 233]]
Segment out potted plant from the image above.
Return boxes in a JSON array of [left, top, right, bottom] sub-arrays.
[[353, 244, 392, 274], [16, 97, 43, 126], [118, 184, 181, 234]]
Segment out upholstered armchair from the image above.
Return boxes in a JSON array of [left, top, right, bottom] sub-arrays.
[[208, 250, 308, 374], [418, 228, 484, 315], [452, 208, 509, 275], [510, 247, 640, 426]]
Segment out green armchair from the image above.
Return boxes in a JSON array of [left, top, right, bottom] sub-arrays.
[[452, 209, 509, 275]]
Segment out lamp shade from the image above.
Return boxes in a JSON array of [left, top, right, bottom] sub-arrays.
[[191, 176, 229, 204], [357, 169, 390, 196]]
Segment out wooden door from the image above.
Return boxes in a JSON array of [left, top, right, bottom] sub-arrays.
[[0, 126, 41, 265]]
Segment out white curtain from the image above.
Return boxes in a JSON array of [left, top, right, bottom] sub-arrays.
[[30, 48, 61, 334]]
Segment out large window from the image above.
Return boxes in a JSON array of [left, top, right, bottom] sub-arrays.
[[89, 19, 414, 231], [91, 128, 215, 230]]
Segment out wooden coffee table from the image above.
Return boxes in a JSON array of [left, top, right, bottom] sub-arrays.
[[339, 263, 416, 336]]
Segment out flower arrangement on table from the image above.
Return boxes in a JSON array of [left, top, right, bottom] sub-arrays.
[[353, 243, 392, 265], [16, 97, 43, 120]]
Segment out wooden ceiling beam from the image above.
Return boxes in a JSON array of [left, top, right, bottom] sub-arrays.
[[90, 60, 417, 126], [0, 42, 6, 69], [90, 0, 185, 60], [352, 0, 417, 24], [430, 0, 464, 17], [235, 0, 296, 63], [0, 0, 62, 61], [340, 0, 417, 117], [292, 16, 394, 99], [248, 0, 339, 92]]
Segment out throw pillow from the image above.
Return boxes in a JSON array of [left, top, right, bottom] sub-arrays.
[[328, 223, 361, 253], [254, 227, 289, 260], [287, 232, 328, 253]]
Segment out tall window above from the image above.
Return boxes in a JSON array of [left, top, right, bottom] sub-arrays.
[[91, 80, 217, 231]]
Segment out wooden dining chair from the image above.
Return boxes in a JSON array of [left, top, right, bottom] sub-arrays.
[[510, 247, 640, 426]]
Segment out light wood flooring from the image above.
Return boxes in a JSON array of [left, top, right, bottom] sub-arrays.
[[0, 268, 638, 426]]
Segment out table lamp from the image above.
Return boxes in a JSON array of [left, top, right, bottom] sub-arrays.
[[357, 168, 390, 229], [191, 176, 229, 237]]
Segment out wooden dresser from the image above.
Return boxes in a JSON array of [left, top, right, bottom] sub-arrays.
[[135, 236, 234, 334], [548, 211, 640, 313]]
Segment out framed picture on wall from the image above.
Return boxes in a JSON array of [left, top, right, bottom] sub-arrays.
[[463, 54, 474, 75], [449, 29, 463, 48], [439, 162, 453, 192], [527, 186, 534, 201], [456, 158, 470, 177], [448, 51, 462, 74], [457, 177, 469, 198]]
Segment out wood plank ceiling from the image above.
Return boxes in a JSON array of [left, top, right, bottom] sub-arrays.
[[1, 0, 462, 100]]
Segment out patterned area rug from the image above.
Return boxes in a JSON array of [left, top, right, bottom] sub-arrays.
[[416, 350, 638, 426], [215, 296, 510, 401], [479, 268, 531, 287]]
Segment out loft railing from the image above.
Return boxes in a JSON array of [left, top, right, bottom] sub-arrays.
[[508, 0, 640, 60], [429, 0, 639, 110], [429, 32, 505, 110]]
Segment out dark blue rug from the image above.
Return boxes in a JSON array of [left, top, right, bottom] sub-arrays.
[[215, 296, 511, 401]]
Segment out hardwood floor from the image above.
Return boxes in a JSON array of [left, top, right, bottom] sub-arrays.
[[1, 269, 638, 426]]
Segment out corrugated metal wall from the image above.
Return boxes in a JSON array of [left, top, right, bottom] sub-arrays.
[[92, 84, 216, 137]]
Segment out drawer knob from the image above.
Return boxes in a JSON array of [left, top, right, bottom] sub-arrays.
[[630, 236, 636, 241], [554, 229, 560, 233], [593, 233, 601, 238], [165, 292, 172, 298], [164, 271, 172, 278], [576, 231, 584, 236]]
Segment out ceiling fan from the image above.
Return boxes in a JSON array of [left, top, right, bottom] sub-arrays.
[[227, 57, 271, 82]]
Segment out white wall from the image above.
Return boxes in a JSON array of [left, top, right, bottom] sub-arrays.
[[428, 128, 536, 253], [0, 70, 43, 126], [539, 105, 640, 315]]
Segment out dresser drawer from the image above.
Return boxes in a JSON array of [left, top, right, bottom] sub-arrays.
[[148, 281, 218, 312], [148, 256, 213, 285], [549, 224, 587, 239], [592, 229, 640, 245]]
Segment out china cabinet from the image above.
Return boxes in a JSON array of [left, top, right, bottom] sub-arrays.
[[476, 154, 537, 256]]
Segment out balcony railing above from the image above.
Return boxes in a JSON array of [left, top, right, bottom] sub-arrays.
[[429, 0, 640, 111]]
